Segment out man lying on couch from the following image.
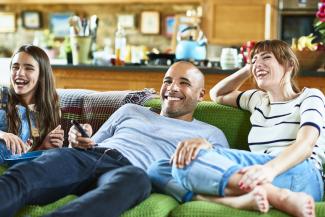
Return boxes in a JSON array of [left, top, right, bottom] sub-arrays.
[[0, 61, 229, 217]]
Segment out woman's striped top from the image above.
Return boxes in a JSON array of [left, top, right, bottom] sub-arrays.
[[237, 87, 325, 169]]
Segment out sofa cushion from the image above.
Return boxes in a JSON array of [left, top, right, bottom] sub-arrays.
[[82, 91, 132, 133], [82, 89, 156, 134], [16, 195, 77, 217], [122, 193, 179, 217], [58, 89, 156, 146], [169, 200, 325, 217], [58, 89, 96, 146], [15, 193, 178, 217], [145, 99, 251, 150]]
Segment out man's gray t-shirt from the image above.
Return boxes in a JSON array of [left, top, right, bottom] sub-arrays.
[[92, 104, 229, 170]]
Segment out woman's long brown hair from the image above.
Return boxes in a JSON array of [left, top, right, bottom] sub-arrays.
[[7, 45, 60, 146]]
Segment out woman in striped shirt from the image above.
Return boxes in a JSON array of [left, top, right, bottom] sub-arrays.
[[150, 40, 323, 217]]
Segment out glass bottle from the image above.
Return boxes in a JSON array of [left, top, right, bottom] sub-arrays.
[[115, 24, 126, 66]]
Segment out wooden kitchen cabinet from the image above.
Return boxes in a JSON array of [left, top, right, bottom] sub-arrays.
[[202, 0, 278, 46], [53, 66, 325, 100], [0, 0, 200, 4]]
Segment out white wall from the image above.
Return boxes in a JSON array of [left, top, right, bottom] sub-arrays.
[[0, 58, 11, 86]]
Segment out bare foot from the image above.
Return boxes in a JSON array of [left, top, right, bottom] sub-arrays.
[[250, 186, 269, 213], [274, 189, 315, 217], [195, 186, 269, 213]]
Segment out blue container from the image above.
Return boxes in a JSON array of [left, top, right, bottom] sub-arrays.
[[175, 40, 206, 60]]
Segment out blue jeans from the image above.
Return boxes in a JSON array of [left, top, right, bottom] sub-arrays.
[[148, 148, 324, 202], [0, 147, 151, 217], [0, 141, 11, 164]]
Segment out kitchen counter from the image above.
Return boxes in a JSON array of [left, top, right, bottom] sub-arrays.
[[51, 64, 325, 99], [52, 63, 325, 76], [51, 64, 236, 74]]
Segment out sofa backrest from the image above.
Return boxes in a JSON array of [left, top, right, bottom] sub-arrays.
[[145, 99, 251, 150], [58, 89, 251, 150], [58, 89, 155, 146]]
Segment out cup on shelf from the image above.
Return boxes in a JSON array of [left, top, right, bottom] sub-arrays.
[[70, 36, 91, 65], [220, 48, 238, 70]]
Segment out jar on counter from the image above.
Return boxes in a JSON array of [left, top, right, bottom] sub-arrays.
[[220, 48, 238, 70]]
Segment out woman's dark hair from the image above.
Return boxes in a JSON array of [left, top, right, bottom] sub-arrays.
[[7, 44, 60, 146], [249, 40, 300, 93]]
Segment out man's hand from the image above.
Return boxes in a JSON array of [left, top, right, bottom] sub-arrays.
[[238, 165, 276, 191], [172, 138, 212, 168], [68, 123, 95, 149], [39, 125, 64, 150], [0, 132, 27, 154]]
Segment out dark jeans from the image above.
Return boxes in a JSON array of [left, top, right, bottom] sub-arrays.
[[0, 147, 151, 217], [0, 141, 11, 164]]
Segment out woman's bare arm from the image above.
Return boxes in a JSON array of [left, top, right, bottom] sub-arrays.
[[210, 64, 251, 107]]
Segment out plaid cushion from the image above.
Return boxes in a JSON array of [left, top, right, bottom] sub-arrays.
[[58, 89, 96, 146], [82, 89, 157, 133], [123, 88, 157, 105], [58, 89, 156, 146], [82, 91, 131, 133]]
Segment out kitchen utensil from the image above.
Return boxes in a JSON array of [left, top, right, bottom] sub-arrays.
[[68, 16, 81, 36], [147, 52, 175, 65], [81, 18, 89, 36], [175, 26, 207, 60], [70, 36, 92, 65]]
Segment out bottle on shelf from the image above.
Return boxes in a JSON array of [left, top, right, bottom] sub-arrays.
[[115, 24, 127, 66]]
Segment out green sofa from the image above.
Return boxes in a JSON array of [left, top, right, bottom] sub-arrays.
[[1, 89, 324, 217]]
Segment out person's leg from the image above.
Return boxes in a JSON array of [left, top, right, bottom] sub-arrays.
[[222, 171, 315, 216], [0, 148, 100, 217], [45, 165, 151, 217], [224, 159, 324, 201], [171, 148, 273, 196], [0, 141, 11, 164], [195, 186, 269, 213], [263, 183, 315, 217], [149, 159, 269, 213], [272, 159, 324, 201], [147, 159, 193, 202]]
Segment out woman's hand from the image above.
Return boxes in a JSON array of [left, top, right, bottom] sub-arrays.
[[39, 125, 64, 150], [0, 132, 27, 154], [68, 123, 95, 149], [172, 138, 212, 168], [238, 165, 276, 192]]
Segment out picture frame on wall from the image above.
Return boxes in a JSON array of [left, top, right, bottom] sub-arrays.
[[165, 16, 175, 37], [21, 11, 42, 29], [0, 12, 15, 33], [49, 12, 73, 37], [117, 14, 135, 28], [140, 11, 160, 34]]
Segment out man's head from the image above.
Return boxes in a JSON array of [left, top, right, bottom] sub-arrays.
[[160, 61, 205, 121]]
